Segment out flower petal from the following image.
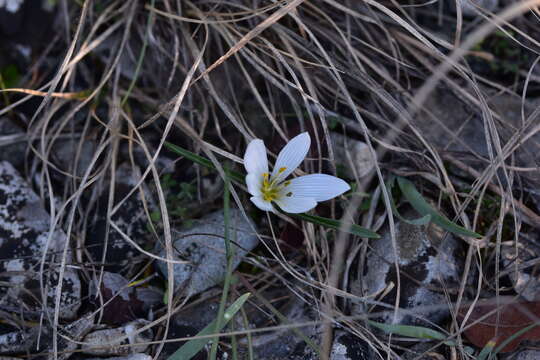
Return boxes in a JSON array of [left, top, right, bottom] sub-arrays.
[[274, 196, 317, 214], [282, 174, 350, 202], [271, 132, 310, 183], [250, 196, 274, 212], [246, 173, 262, 197], [244, 139, 268, 176]]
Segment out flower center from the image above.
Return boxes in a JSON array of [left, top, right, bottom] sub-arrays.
[[260, 169, 291, 202]]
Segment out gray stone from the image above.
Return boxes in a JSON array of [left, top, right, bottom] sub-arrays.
[[360, 218, 461, 326], [81, 319, 152, 356], [156, 209, 259, 296], [0, 327, 38, 354], [330, 133, 374, 180], [53, 138, 97, 177], [0, 161, 81, 319], [511, 350, 540, 360], [502, 235, 540, 301], [46, 314, 95, 360], [0, 118, 26, 168]]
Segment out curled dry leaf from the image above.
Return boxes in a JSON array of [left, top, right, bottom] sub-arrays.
[[459, 296, 540, 352]]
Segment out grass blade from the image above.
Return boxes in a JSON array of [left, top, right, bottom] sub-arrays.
[[167, 293, 251, 360], [477, 340, 496, 360], [292, 212, 380, 238], [209, 173, 234, 359], [397, 177, 482, 238], [386, 177, 432, 226], [368, 320, 453, 345], [165, 142, 244, 184]]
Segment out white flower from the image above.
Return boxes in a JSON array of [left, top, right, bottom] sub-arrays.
[[243, 132, 351, 213]]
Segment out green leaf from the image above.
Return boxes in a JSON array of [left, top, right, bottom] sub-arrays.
[[165, 142, 379, 238], [368, 321, 454, 345], [165, 142, 244, 184], [167, 293, 251, 360], [397, 177, 482, 238], [386, 177, 432, 226], [477, 340, 496, 360], [291, 212, 380, 238]]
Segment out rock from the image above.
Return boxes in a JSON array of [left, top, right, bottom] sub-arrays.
[[45, 314, 95, 360], [508, 350, 540, 360], [81, 319, 153, 356], [89, 272, 162, 326], [0, 161, 81, 319], [502, 235, 540, 301], [86, 163, 153, 273], [359, 216, 462, 326], [53, 138, 97, 177], [330, 133, 374, 180], [330, 331, 373, 360], [0, 327, 38, 354], [155, 209, 259, 296], [0, 118, 26, 168]]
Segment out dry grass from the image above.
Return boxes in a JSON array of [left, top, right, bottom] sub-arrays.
[[2, 0, 540, 359]]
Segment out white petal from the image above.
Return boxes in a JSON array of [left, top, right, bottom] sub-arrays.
[[246, 173, 261, 196], [244, 139, 268, 176], [250, 196, 274, 212], [271, 132, 310, 183], [282, 174, 350, 202], [274, 196, 317, 214]]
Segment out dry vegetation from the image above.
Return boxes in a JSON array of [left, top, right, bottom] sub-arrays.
[[1, 0, 540, 359]]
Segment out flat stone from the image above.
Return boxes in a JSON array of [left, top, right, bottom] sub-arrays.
[[156, 209, 259, 296], [359, 216, 461, 326], [81, 319, 152, 356], [330, 133, 374, 180], [0, 161, 81, 319]]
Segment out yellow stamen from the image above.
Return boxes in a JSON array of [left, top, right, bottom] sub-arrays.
[[260, 169, 290, 202]]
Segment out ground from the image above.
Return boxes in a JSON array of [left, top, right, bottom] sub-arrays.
[[0, 1, 540, 359]]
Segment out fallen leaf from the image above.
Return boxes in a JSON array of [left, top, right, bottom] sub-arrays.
[[459, 296, 540, 352]]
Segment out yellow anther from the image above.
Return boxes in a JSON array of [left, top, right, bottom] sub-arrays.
[[278, 167, 287, 173], [284, 181, 291, 186]]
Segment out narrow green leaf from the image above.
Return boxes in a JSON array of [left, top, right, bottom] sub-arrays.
[[292, 212, 380, 238], [477, 340, 496, 360], [167, 293, 251, 360], [386, 177, 432, 226], [165, 142, 379, 238], [165, 142, 244, 184], [368, 320, 453, 345], [397, 177, 482, 238], [492, 322, 540, 357]]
